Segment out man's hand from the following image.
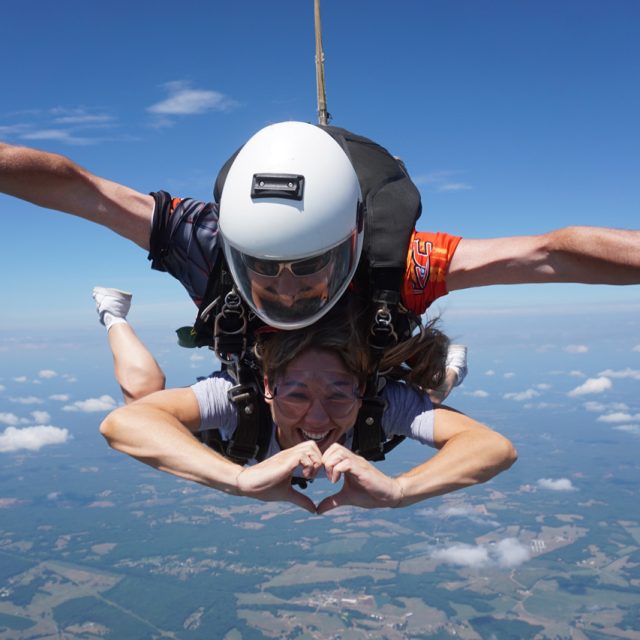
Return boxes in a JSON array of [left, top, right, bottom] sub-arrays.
[[316, 444, 403, 514], [235, 441, 322, 513]]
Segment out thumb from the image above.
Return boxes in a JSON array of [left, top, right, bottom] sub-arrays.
[[316, 489, 351, 515], [286, 487, 318, 514]]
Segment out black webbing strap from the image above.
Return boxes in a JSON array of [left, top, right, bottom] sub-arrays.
[[352, 267, 404, 461], [352, 392, 387, 461], [196, 385, 273, 467], [225, 378, 263, 464], [189, 252, 234, 349]]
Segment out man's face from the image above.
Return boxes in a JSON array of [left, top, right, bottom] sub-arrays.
[[248, 258, 332, 322], [264, 348, 362, 454]]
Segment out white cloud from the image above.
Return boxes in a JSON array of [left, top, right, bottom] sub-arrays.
[[0, 413, 20, 426], [535, 383, 551, 390], [190, 354, 205, 362], [633, 344, 640, 353], [38, 369, 58, 379], [504, 389, 540, 401], [413, 171, 472, 193], [63, 395, 117, 413], [584, 401, 606, 412], [613, 425, 640, 435], [13, 376, 28, 383], [0, 124, 31, 136], [52, 113, 114, 125], [503, 372, 515, 379], [569, 370, 586, 378], [20, 129, 95, 146], [567, 377, 612, 397], [49, 394, 70, 402], [484, 370, 495, 376], [432, 544, 490, 568], [432, 538, 530, 569], [31, 411, 51, 424], [537, 477, 576, 491], [148, 81, 237, 115], [564, 345, 589, 354], [0, 384, 5, 391], [442, 506, 499, 527], [598, 368, 640, 380], [438, 182, 472, 192], [0, 425, 70, 453], [523, 402, 560, 410], [466, 390, 489, 398], [584, 401, 628, 413], [597, 412, 640, 424], [494, 538, 532, 568], [9, 396, 43, 405]]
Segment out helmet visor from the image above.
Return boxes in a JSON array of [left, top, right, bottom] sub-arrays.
[[226, 233, 357, 329]]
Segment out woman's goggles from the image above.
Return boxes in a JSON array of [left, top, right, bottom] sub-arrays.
[[269, 378, 361, 420]]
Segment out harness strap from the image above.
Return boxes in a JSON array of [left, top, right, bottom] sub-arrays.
[[226, 382, 264, 464], [352, 393, 387, 461]]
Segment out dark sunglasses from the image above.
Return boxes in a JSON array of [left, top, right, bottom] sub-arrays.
[[243, 252, 331, 277]]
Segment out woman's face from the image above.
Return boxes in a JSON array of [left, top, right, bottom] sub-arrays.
[[264, 348, 363, 453]]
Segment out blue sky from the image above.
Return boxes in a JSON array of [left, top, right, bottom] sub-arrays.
[[1, 0, 638, 333]]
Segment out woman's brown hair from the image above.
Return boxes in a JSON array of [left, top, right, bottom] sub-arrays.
[[255, 292, 449, 392]]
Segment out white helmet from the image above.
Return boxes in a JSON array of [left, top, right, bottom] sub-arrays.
[[219, 121, 363, 330]]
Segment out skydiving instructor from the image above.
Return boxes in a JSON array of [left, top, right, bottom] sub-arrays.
[[1, 121, 639, 337]]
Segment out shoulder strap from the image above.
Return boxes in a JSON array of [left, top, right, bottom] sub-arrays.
[[225, 368, 272, 464], [197, 365, 272, 466]]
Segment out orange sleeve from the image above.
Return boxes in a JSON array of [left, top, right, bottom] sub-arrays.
[[401, 231, 462, 314]]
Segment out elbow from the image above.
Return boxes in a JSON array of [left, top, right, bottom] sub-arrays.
[[494, 433, 518, 472], [100, 408, 125, 449]]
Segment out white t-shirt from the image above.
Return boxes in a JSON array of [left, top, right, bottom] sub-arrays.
[[191, 372, 437, 466]]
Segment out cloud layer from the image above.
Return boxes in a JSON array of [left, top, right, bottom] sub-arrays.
[[63, 395, 117, 413], [567, 377, 612, 397], [537, 477, 576, 491], [432, 538, 531, 569], [0, 425, 70, 452], [148, 81, 237, 115]]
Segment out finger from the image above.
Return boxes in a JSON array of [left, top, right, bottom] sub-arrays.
[[322, 450, 352, 483], [286, 487, 318, 514], [316, 490, 350, 515], [300, 452, 322, 479], [323, 459, 340, 484], [322, 442, 351, 463], [323, 442, 346, 457], [309, 459, 323, 479]]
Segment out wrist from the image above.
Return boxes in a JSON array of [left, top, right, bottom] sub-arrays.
[[392, 477, 406, 508], [230, 466, 246, 497]]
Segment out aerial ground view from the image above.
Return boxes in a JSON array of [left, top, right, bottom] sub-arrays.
[[1, 1, 639, 638], [1, 305, 639, 639]]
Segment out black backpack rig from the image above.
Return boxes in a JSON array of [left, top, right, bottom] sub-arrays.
[[189, 126, 423, 479]]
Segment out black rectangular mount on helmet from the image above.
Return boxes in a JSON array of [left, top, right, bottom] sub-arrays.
[[251, 173, 305, 201]]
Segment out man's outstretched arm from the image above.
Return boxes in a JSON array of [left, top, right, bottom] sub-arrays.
[[447, 226, 640, 291], [0, 142, 154, 249]]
